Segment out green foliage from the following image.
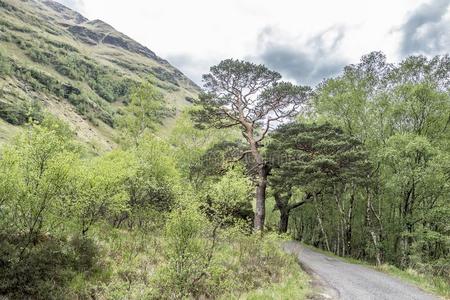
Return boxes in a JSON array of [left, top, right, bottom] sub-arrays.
[[68, 150, 134, 235], [152, 206, 212, 298], [191, 59, 311, 131], [4, 61, 117, 126], [202, 166, 254, 226], [0, 234, 77, 299], [219, 233, 309, 298], [117, 136, 181, 229], [0, 90, 311, 299], [0, 116, 106, 299], [191, 58, 313, 231], [307, 52, 450, 278], [268, 122, 371, 190], [0, 19, 33, 33], [0, 0, 197, 149], [236, 271, 309, 300], [188, 140, 244, 185], [0, 116, 78, 237], [118, 81, 174, 145], [0, 231, 103, 300], [227, 242, 310, 299], [153, 212, 307, 299], [23, 39, 135, 103], [0, 31, 138, 126], [2, 28, 448, 298], [266, 122, 371, 236], [378, 264, 450, 298], [169, 108, 238, 181]]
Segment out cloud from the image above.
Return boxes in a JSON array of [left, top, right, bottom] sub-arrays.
[[55, 0, 85, 14], [399, 0, 450, 55], [251, 26, 348, 86], [166, 54, 220, 86]]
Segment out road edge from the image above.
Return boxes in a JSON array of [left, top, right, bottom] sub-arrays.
[[283, 241, 339, 300]]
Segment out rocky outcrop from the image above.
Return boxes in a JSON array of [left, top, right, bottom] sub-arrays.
[[42, 0, 87, 24], [67, 25, 104, 45], [65, 18, 162, 63], [102, 34, 160, 61]]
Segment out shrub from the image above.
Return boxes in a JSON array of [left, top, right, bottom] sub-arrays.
[[70, 235, 102, 273], [0, 231, 104, 300], [152, 217, 305, 299], [202, 166, 254, 227], [0, 116, 78, 242], [65, 150, 134, 236], [0, 233, 75, 299], [0, 99, 43, 125], [151, 207, 213, 298]]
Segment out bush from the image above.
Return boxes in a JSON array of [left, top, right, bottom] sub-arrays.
[[126, 137, 181, 215], [0, 234, 73, 299], [152, 207, 212, 298], [0, 233, 102, 300], [151, 204, 303, 299], [70, 235, 102, 273], [0, 99, 43, 125], [203, 166, 254, 227]]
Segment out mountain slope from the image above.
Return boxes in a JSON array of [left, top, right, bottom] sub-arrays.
[[0, 0, 199, 150]]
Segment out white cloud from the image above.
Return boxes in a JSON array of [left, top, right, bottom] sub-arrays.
[[248, 26, 348, 85], [398, 0, 450, 55], [56, 0, 441, 85]]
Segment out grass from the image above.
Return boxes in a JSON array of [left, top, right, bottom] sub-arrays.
[[59, 225, 313, 299], [234, 267, 311, 300], [300, 242, 449, 299], [0, 118, 20, 146], [219, 235, 311, 300], [376, 264, 450, 299]]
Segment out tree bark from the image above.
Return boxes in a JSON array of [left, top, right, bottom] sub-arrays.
[[275, 192, 312, 234], [274, 192, 290, 234], [278, 208, 289, 233], [365, 188, 382, 266], [254, 165, 269, 232], [313, 193, 331, 252], [345, 191, 355, 255]]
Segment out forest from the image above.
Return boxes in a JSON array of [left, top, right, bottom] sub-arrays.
[[0, 51, 449, 299]]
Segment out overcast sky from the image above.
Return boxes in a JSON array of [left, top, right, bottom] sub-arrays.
[[57, 0, 450, 86]]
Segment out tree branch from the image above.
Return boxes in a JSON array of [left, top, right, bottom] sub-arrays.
[[288, 192, 313, 211]]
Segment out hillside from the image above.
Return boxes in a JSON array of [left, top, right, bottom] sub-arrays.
[[0, 0, 199, 151]]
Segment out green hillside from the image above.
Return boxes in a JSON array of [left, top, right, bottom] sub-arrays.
[[0, 0, 199, 150]]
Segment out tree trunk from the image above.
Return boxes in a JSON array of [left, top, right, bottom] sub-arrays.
[[274, 191, 291, 234], [401, 182, 415, 268], [254, 165, 269, 232], [313, 193, 331, 252], [345, 191, 355, 255], [365, 188, 382, 266], [279, 208, 289, 233]]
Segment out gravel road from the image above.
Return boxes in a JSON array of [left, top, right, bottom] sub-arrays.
[[284, 241, 439, 300]]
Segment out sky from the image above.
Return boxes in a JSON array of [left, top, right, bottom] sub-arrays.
[[57, 0, 450, 86]]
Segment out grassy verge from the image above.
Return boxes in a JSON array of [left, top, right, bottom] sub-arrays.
[[376, 264, 449, 299], [300, 242, 449, 299], [223, 241, 311, 300], [67, 226, 312, 299], [233, 267, 310, 300]]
